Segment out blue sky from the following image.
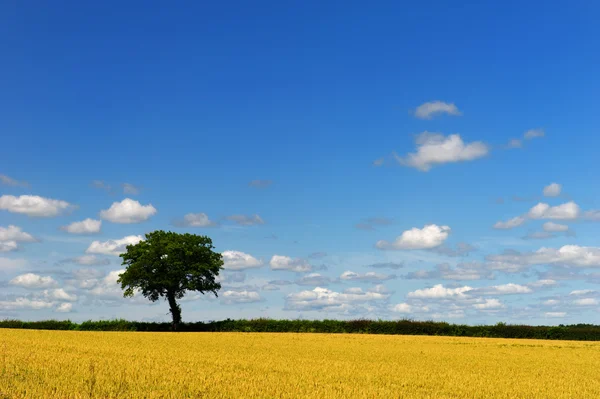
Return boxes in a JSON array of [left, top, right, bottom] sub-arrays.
[[1, 1, 600, 324]]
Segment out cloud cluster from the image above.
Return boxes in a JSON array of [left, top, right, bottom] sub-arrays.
[[0, 225, 37, 252]]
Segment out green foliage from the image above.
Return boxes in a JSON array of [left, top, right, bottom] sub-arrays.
[[118, 230, 223, 329], [3, 318, 600, 341]]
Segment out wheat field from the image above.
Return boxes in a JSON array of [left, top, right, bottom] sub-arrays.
[[2, 329, 600, 398]]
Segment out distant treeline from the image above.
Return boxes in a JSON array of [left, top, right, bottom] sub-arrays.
[[2, 318, 600, 341]]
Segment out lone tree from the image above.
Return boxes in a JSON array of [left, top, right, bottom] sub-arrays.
[[118, 230, 223, 330]]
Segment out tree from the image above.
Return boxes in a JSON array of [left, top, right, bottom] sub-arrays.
[[118, 230, 223, 330]]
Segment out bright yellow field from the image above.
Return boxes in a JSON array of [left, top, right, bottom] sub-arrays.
[[2, 330, 600, 398]]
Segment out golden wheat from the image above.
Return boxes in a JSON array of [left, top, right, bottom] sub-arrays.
[[2, 329, 600, 398]]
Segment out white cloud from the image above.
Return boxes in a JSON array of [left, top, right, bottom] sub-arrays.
[[474, 299, 504, 309], [414, 101, 462, 119], [493, 216, 525, 230], [391, 303, 413, 313], [61, 218, 102, 234], [524, 128, 545, 140], [543, 183, 562, 197], [543, 222, 569, 232], [573, 298, 598, 306], [487, 245, 600, 269], [10, 273, 58, 289], [225, 214, 265, 226], [480, 283, 532, 295], [88, 270, 126, 299], [178, 212, 217, 227], [0, 225, 37, 252], [528, 279, 557, 288], [407, 284, 473, 299], [339, 271, 395, 282], [395, 132, 488, 171], [0, 297, 54, 310], [0, 242, 18, 252], [100, 198, 156, 224], [0, 174, 29, 187], [122, 183, 140, 195], [86, 235, 144, 256], [376, 224, 450, 250], [545, 312, 566, 318], [44, 288, 77, 302], [270, 255, 312, 273], [569, 289, 596, 296], [222, 251, 262, 270], [0, 195, 73, 217], [55, 303, 73, 313], [527, 201, 580, 220], [286, 286, 389, 312], [222, 290, 261, 304]]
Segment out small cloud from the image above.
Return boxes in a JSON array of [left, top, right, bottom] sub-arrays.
[[376, 224, 450, 250], [527, 201, 579, 220], [543, 222, 569, 232], [222, 251, 262, 271], [122, 183, 141, 195], [413, 101, 462, 120], [91, 180, 111, 193], [225, 214, 265, 226], [372, 158, 385, 167], [506, 139, 523, 149], [86, 235, 144, 256], [270, 255, 312, 273], [248, 180, 272, 189], [543, 183, 562, 197], [9, 273, 58, 289], [493, 216, 526, 230], [545, 312, 566, 318], [339, 271, 396, 282], [395, 132, 488, 172], [60, 218, 102, 234], [0, 195, 74, 217], [524, 128, 545, 140], [174, 213, 218, 227], [55, 303, 73, 313], [100, 198, 157, 224], [0, 174, 29, 188]]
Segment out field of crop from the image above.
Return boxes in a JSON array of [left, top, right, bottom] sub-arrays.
[[2, 329, 600, 398]]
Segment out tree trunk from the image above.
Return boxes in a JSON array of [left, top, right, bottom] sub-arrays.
[[166, 291, 182, 331]]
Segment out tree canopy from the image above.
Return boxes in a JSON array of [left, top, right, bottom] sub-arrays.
[[118, 230, 223, 330]]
